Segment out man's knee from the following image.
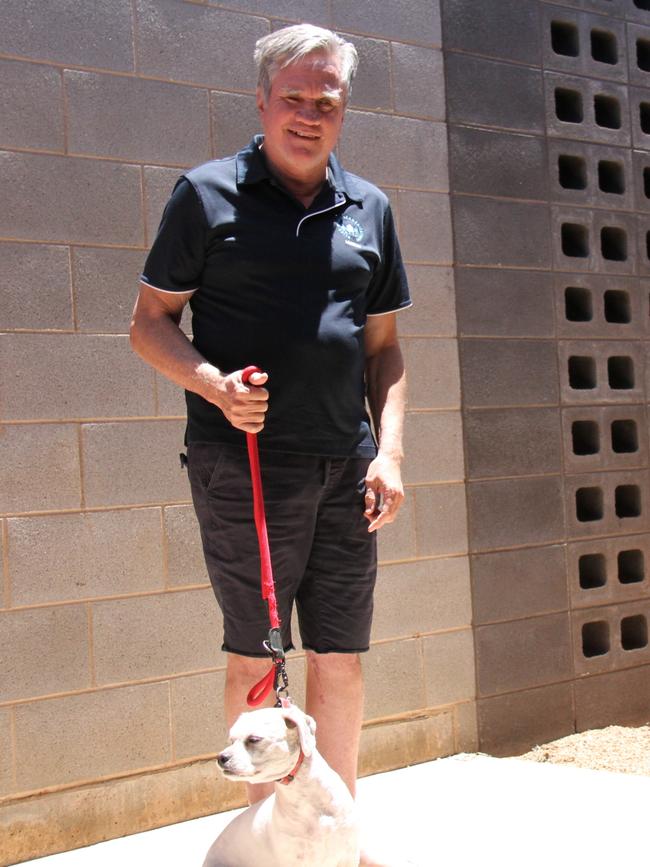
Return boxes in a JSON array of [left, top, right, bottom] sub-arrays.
[[306, 651, 362, 680], [227, 653, 273, 680]]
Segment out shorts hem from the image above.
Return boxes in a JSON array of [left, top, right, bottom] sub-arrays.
[[302, 644, 370, 655], [222, 643, 296, 658]]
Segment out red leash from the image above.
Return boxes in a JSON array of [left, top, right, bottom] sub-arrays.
[[241, 366, 289, 707]]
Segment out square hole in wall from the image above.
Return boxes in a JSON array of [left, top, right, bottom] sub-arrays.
[[604, 289, 631, 323], [646, 231, 650, 261], [641, 103, 650, 134], [635, 0, 650, 10], [594, 94, 621, 129], [615, 484, 641, 517], [572, 420, 600, 455], [607, 356, 634, 389], [638, 38, 650, 72], [618, 549, 644, 584], [556, 88, 584, 123], [644, 167, 650, 198], [598, 161, 624, 194], [559, 154, 587, 189], [621, 614, 648, 650], [579, 552, 607, 589], [600, 226, 627, 261], [611, 419, 639, 453], [592, 30, 618, 65], [582, 620, 610, 657], [565, 286, 593, 321], [552, 21, 580, 56], [569, 355, 597, 389], [576, 486, 604, 522], [562, 223, 589, 257]]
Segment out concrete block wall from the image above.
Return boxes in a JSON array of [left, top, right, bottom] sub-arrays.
[[443, 0, 650, 755], [0, 2, 472, 862]]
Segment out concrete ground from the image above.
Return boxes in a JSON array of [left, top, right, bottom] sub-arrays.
[[18, 753, 650, 866]]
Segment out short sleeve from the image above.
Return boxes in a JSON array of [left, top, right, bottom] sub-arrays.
[[141, 178, 207, 293], [366, 204, 411, 316]]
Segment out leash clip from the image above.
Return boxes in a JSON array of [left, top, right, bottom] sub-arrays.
[[263, 627, 291, 706], [264, 627, 285, 661]]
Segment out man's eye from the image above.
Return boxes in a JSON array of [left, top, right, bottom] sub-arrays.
[[318, 101, 334, 112]]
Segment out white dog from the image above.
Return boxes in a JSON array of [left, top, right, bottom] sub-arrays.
[[202, 702, 359, 867]]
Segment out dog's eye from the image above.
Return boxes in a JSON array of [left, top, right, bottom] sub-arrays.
[[245, 736, 263, 746]]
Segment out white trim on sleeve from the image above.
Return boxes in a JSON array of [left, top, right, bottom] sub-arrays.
[[366, 301, 413, 317], [140, 276, 198, 295]]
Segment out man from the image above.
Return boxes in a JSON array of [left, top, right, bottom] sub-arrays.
[[131, 22, 410, 851]]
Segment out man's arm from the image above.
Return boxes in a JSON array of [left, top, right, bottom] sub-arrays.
[[363, 312, 406, 532], [130, 282, 268, 433]]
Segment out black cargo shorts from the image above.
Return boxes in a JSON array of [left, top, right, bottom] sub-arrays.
[[187, 443, 377, 657]]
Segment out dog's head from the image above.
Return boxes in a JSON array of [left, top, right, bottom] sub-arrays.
[[217, 704, 316, 784]]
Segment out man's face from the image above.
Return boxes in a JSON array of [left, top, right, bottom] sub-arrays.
[[256, 51, 346, 186]]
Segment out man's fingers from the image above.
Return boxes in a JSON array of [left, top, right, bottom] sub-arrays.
[[366, 489, 404, 532], [364, 486, 377, 515], [247, 371, 268, 387]]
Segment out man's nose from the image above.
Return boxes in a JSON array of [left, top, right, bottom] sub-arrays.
[[297, 103, 319, 123]]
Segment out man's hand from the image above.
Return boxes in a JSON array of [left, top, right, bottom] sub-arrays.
[[201, 367, 269, 433], [364, 453, 404, 532]]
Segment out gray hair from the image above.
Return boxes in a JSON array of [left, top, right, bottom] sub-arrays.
[[254, 24, 358, 101]]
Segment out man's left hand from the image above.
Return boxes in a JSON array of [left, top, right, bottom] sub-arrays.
[[364, 454, 404, 533]]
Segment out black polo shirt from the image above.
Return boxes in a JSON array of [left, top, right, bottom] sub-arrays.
[[142, 136, 411, 457]]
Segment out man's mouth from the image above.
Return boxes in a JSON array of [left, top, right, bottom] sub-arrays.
[[289, 129, 319, 140]]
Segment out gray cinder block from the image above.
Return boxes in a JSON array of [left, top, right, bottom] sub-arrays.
[[442, 0, 541, 66], [541, 6, 628, 83], [471, 545, 568, 624], [464, 407, 562, 479], [564, 468, 650, 537], [331, 0, 441, 45], [0, 153, 143, 246], [135, 0, 267, 90], [467, 476, 565, 551], [65, 71, 211, 167], [13, 683, 171, 791], [475, 613, 573, 696], [453, 197, 551, 268], [545, 71, 631, 146], [455, 268, 554, 338], [459, 338, 558, 407], [0, 0, 134, 70], [555, 273, 646, 339], [567, 533, 650, 609], [445, 53, 544, 133], [477, 683, 574, 756], [0, 59, 64, 152], [449, 125, 547, 201], [1, 242, 72, 331]]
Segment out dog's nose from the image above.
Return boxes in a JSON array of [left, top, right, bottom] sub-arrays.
[[217, 752, 229, 768]]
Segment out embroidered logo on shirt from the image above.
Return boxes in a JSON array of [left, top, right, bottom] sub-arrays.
[[335, 215, 364, 244]]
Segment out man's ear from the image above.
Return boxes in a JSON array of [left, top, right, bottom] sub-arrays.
[[281, 704, 316, 758], [256, 86, 266, 115]]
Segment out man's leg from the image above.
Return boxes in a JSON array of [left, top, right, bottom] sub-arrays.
[[224, 653, 276, 804], [305, 650, 364, 796]]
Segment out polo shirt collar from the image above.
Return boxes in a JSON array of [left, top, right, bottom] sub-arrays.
[[236, 135, 364, 205]]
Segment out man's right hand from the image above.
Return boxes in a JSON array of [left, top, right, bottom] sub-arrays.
[[203, 367, 269, 433]]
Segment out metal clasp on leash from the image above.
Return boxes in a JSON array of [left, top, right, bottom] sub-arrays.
[[264, 627, 290, 706]]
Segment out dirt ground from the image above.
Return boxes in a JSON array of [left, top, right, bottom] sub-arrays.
[[512, 724, 650, 776]]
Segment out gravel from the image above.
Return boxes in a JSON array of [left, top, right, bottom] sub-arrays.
[[513, 724, 650, 776]]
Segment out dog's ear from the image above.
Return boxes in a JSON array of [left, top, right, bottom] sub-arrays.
[[281, 704, 316, 757]]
